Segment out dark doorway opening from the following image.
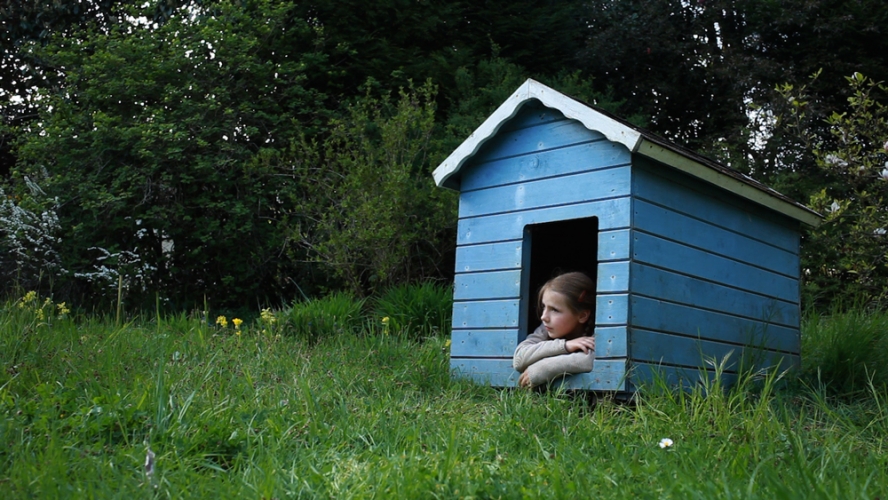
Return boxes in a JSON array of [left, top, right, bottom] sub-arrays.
[[520, 216, 599, 339]]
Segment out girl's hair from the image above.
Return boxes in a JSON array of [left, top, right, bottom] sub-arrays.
[[537, 271, 595, 335]]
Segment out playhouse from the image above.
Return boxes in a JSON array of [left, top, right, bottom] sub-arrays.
[[434, 79, 821, 392]]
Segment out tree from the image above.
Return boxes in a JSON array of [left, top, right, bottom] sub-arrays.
[[778, 73, 888, 308], [292, 81, 457, 296], [578, 0, 888, 179], [10, 0, 334, 307], [0, 0, 202, 179]]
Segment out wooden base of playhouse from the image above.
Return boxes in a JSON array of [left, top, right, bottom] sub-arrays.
[[451, 357, 796, 392]]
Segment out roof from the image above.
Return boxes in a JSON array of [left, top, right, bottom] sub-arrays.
[[433, 78, 822, 227]]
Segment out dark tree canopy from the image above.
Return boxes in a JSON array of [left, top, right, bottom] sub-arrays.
[[2, 0, 888, 308], [579, 0, 888, 176]]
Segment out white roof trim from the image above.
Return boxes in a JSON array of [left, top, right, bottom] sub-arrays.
[[433, 78, 822, 227], [432, 79, 643, 188]]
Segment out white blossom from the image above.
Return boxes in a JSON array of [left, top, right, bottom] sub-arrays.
[[829, 201, 841, 213], [0, 182, 66, 287], [824, 154, 848, 168], [658, 438, 674, 448]]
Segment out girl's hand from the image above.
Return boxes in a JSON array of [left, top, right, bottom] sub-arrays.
[[519, 371, 532, 388], [565, 336, 595, 354]]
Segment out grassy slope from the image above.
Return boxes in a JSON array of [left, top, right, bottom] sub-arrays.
[[1, 305, 886, 499]]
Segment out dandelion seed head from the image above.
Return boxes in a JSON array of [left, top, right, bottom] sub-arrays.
[[144, 447, 155, 477]]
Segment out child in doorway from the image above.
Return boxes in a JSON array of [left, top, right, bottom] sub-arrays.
[[513, 271, 596, 388]]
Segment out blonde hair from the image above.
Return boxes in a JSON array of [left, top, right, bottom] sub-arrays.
[[537, 271, 595, 335]]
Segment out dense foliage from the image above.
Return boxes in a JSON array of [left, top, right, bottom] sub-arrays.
[[2, 0, 887, 308], [778, 73, 888, 308]]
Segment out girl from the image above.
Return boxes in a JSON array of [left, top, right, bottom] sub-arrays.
[[513, 271, 596, 388]]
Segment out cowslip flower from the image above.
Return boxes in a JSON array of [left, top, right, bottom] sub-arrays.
[[658, 438, 674, 448], [381, 316, 390, 334], [19, 290, 37, 309], [216, 315, 228, 328], [260, 308, 276, 325], [233, 317, 243, 335]]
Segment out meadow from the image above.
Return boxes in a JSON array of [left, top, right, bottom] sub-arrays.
[[1, 287, 887, 499]]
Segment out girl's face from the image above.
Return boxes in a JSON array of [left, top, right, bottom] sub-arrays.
[[540, 289, 590, 339]]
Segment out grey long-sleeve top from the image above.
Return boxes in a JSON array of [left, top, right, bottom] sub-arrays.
[[512, 325, 595, 387]]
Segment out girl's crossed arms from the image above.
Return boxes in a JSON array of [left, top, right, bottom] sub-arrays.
[[514, 272, 596, 388]]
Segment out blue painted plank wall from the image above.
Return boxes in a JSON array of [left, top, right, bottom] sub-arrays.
[[451, 326, 628, 358], [629, 161, 801, 375], [451, 358, 628, 391], [450, 103, 633, 388]]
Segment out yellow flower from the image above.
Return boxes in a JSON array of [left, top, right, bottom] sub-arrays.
[[233, 318, 243, 329], [216, 315, 228, 328], [260, 308, 276, 325], [57, 302, 70, 317], [19, 290, 37, 308], [381, 317, 390, 325]]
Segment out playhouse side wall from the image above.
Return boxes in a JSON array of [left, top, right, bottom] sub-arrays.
[[628, 159, 802, 389], [449, 104, 633, 389]]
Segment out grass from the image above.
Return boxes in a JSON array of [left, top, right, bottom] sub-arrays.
[[801, 305, 888, 395], [1, 294, 887, 498]]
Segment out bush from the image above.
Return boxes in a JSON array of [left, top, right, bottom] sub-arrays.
[[778, 72, 888, 308], [373, 281, 452, 339], [801, 305, 888, 395], [291, 81, 457, 297], [281, 292, 366, 341]]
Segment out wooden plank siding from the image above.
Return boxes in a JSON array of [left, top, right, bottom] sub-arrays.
[[451, 326, 628, 358], [450, 107, 632, 389], [628, 161, 802, 381], [451, 358, 628, 390]]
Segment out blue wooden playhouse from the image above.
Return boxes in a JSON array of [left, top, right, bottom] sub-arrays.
[[434, 79, 821, 392]]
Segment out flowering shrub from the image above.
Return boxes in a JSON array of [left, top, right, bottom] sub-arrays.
[[0, 178, 65, 294], [779, 72, 888, 308]]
